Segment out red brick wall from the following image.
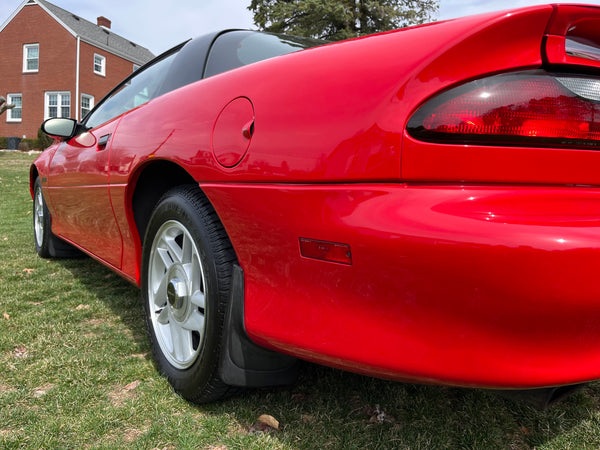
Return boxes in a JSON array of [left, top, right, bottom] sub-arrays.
[[79, 40, 135, 112], [0, 3, 138, 140], [0, 4, 75, 139]]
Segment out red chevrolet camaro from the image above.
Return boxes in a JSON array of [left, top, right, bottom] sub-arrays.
[[31, 4, 600, 404]]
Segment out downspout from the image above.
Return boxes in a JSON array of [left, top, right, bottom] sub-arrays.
[[75, 36, 80, 121]]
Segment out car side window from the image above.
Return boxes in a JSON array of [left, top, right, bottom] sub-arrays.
[[204, 31, 326, 78], [84, 50, 179, 129]]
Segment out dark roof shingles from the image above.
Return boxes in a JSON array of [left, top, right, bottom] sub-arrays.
[[37, 0, 154, 64]]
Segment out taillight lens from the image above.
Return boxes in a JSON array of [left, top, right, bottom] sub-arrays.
[[407, 71, 600, 148]]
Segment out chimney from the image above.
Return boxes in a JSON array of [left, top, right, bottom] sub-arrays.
[[97, 16, 111, 29]]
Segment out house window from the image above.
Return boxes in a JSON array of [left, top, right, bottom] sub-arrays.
[[45, 92, 70, 119], [23, 44, 39, 72], [6, 94, 22, 122], [94, 54, 106, 76], [81, 94, 94, 119], [84, 50, 179, 129]]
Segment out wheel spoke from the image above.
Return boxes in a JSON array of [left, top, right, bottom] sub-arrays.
[[181, 233, 192, 264], [164, 233, 183, 263], [181, 309, 205, 332], [180, 234, 195, 283], [152, 273, 168, 307], [156, 247, 174, 270], [190, 290, 205, 309], [185, 253, 203, 296], [156, 307, 169, 325], [170, 321, 192, 362]]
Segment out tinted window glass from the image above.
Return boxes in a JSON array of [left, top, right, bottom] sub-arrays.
[[204, 31, 326, 78], [84, 51, 178, 129]]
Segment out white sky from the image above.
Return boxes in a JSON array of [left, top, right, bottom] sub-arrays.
[[1, 0, 600, 55]]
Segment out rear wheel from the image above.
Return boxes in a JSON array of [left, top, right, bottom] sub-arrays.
[[33, 177, 80, 258], [142, 185, 237, 403]]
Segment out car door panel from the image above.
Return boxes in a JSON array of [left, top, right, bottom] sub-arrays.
[[46, 118, 123, 268]]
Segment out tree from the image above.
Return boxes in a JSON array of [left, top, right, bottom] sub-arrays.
[[0, 96, 15, 116], [248, 0, 439, 41]]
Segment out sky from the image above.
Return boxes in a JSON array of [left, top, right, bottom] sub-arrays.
[[1, 0, 600, 55]]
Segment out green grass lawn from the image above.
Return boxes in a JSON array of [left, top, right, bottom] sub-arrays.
[[2, 150, 600, 449]]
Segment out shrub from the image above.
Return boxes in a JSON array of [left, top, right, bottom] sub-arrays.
[[37, 127, 53, 150], [22, 138, 38, 150], [0, 136, 6, 149], [18, 141, 29, 151]]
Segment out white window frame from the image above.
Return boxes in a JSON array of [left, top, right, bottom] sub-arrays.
[[6, 94, 22, 123], [80, 93, 94, 119], [44, 91, 71, 120], [94, 53, 106, 76], [23, 43, 39, 73]]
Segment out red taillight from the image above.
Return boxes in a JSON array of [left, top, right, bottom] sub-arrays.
[[407, 71, 600, 148]]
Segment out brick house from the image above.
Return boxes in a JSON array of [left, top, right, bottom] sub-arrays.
[[0, 0, 154, 140]]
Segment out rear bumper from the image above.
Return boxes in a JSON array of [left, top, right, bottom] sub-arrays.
[[203, 182, 600, 388]]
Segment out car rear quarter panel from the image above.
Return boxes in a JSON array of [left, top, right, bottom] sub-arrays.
[[202, 182, 600, 388]]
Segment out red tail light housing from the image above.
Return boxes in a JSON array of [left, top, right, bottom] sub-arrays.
[[407, 71, 600, 149]]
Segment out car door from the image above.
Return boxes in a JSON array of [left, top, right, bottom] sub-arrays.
[[46, 117, 123, 268], [45, 48, 183, 269]]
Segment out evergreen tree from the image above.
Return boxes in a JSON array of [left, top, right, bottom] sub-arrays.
[[249, 0, 439, 41]]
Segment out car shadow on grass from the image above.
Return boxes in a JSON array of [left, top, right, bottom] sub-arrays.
[[55, 257, 600, 449], [55, 256, 150, 356], [211, 364, 600, 449]]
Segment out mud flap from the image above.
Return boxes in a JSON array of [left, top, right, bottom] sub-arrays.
[[219, 264, 298, 387]]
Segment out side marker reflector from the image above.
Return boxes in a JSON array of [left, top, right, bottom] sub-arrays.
[[299, 238, 352, 265]]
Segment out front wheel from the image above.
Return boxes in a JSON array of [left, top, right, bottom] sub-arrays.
[[142, 185, 237, 403], [33, 177, 80, 258]]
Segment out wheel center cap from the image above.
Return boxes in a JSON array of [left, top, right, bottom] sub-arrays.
[[165, 263, 190, 319], [167, 278, 187, 309]]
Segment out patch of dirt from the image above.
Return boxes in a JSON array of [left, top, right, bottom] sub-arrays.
[[83, 318, 107, 327], [32, 383, 56, 398], [108, 389, 130, 408], [108, 380, 141, 407], [12, 346, 28, 359], [123, 426, 146, 443], [0, 384, 16, 395], [83, 332, 103, 339]]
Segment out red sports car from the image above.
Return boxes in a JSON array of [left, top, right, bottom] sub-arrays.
[[32, 4, 600, 404]]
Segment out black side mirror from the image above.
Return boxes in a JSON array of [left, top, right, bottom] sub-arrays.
[[41, 118, 78, 139]]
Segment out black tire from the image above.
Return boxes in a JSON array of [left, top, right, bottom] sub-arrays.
[[33, 177, 81, 258], [141, 185, 237, 403]]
